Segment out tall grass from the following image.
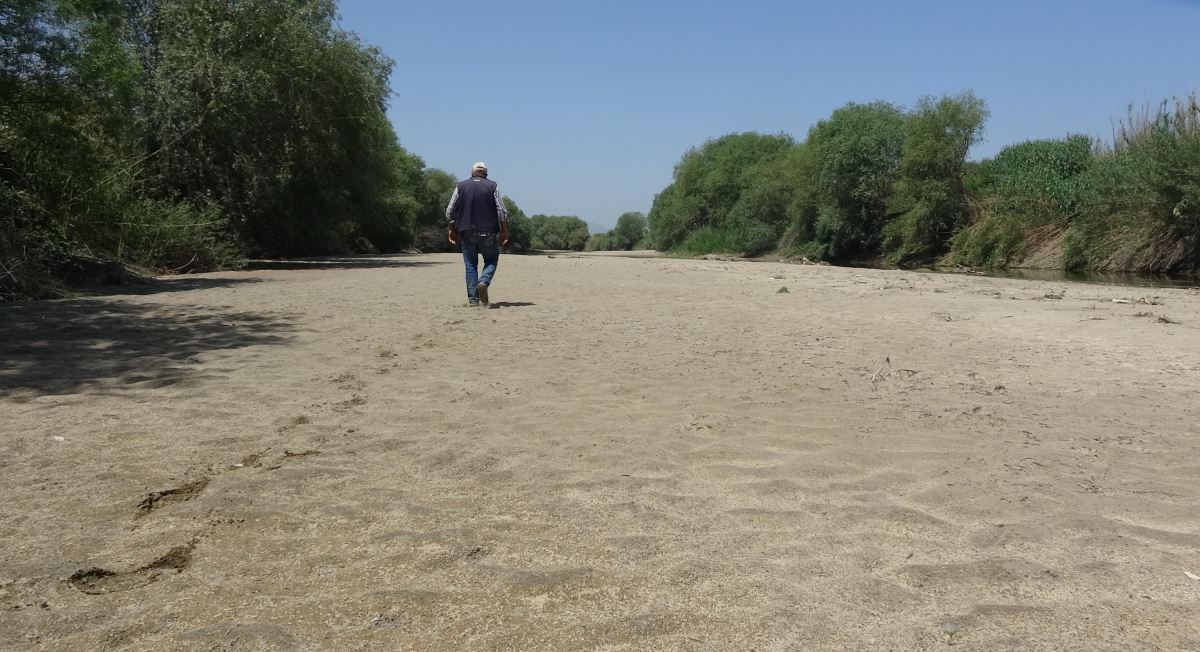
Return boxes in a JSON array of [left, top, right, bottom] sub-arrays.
[[949, 94, 1200, 272], [1065, 93, 1200, 272], [949, 135, 1093, 268], [1113, 94, 1200, 153]]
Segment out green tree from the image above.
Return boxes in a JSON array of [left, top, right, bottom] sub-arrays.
[[884, 91, 989, 265], [143, 0, 411, 255], [2, 0, 437, 300], [411, 167, 457, 252], [727, 146, 817, 255], [648, 132, 796, 252], [609, 212, 647, 250], [419, 168, 457, 230], [503, 197, 534, 253], [647, 183, 686, 250], [530, 215, 589, 250], [805, 101, 906, 260], [2, 0, 81, 299], [0, 0, 189, 296]]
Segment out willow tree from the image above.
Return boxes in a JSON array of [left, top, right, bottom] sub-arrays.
[[143, 0, 415, 255], [884, 91, 989, 265]]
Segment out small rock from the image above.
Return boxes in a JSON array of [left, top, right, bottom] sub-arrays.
[[777, 287, 790, 294], [50, 436, 65, 442]]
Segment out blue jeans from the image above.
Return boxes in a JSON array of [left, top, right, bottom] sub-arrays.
[[460, 231, 499, 301]]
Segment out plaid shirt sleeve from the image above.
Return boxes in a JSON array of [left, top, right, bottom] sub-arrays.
[[444, 186, 460, 224], [495, 186, 509, 222]]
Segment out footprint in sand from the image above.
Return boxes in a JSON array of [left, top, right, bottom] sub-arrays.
[[68, 542, 195, 594], [135, 478, 210, 518]]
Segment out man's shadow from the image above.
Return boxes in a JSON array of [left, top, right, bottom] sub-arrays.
[[487, 302, 535, 309]]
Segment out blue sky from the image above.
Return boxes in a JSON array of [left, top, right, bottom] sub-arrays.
[[338, 0, 1200, 230]]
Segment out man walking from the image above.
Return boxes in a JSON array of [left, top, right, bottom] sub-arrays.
[[446, 162, 510, 307]]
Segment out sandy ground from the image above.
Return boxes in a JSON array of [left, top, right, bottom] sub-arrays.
[[2, 252, 1199, 651]]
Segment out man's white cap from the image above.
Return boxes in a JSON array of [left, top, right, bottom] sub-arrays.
[[472, 161, 488, 172]]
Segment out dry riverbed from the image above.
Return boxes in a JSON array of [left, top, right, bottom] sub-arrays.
[[2, 253, 1199, 650]]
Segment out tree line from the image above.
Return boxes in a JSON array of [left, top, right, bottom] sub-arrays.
[[415, 211, 595, 253], [649, 92, 1200, 273], [8, 3, 1192, 303]]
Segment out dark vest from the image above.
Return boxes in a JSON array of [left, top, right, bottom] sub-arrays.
[[454, 176, 500, 233]]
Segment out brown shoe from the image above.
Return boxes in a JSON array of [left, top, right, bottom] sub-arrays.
[[476, 282, 489, 306]]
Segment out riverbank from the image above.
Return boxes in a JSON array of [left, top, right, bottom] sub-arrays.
[[627, 248, 1200, 289], [2, 253, 1198, 649]]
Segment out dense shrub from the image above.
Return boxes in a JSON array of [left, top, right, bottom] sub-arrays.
[[674, 227, 741, 256], [0, 187, 69, 301], [950, 135, 1093, 267], [100, 200, 244, 271]]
